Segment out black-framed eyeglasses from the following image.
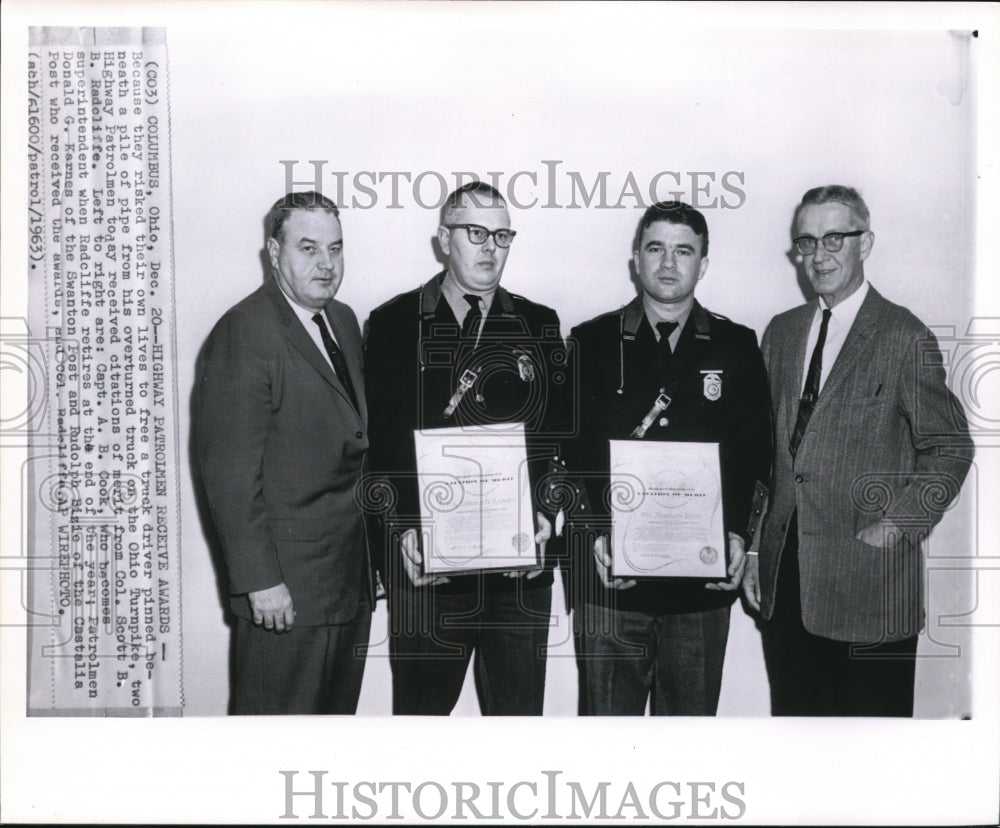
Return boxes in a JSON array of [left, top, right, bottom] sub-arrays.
[[793, 230, 865, 255], [446, 224, 517, 248]]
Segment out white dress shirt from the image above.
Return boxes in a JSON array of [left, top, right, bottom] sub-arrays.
[[801, 280, 870, 395], [276, 283, 339, 371]]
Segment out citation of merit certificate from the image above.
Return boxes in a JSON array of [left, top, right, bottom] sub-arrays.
[[609, 440, 727, 579], [414, 423, 537, 575]]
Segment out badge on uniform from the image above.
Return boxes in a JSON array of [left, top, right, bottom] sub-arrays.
[[516, 354, 535, 382], [700, 370, 723, 401]]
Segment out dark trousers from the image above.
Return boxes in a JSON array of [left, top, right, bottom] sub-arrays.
[[232, 602, 372, 715], [762, 515, 918, 717], [575, 603, 731, 716], [388, 583, 552, 715]]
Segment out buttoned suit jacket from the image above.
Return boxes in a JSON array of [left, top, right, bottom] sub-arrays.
[[196, 277, 374, 626], [757, 285, 972, 643]]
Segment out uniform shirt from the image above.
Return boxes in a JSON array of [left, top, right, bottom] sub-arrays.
[[643, 294, 692, 352], [440, 271, 495, 345]]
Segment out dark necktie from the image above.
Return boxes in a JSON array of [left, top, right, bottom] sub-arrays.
[[656, 320, 679, 358], [462, 293, 483, 341], [311, 313, 359, 411], [789, 308, 832, 457]]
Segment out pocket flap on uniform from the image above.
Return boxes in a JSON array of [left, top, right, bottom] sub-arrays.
[[268, 518, 325, 542]]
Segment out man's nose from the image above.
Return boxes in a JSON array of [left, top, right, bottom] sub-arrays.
[[481, 232, 498, 252], [317, 248, 335, 270], [810, 243, 832, 263]]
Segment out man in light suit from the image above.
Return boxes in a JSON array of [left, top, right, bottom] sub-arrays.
[[743, 185, 973, 717], [196, 191, 374, 714]]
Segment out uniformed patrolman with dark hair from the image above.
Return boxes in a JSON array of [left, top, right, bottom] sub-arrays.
[[364, 182, 570, 715], [566, 200, 772, 716]]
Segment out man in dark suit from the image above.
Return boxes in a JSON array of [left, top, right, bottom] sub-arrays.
[[743, 185, 973, 716], [364, 182, 568, 715], [566, 201, 772, 715], [196, 191, 373, 714]]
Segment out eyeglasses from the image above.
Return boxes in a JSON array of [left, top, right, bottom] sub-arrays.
[[793, 230, 865, 255], [446, 224, 517, 248]]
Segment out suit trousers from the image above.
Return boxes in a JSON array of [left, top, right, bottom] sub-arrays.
[[575, 602, 731, 716], [232, 601, 372, 715], [761, 513, 918, 717], [388, 582, 552, 715]]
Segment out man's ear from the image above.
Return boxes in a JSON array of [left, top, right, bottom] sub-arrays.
[[266, 237, 280, 270], [437, 225, 451, 257], [859, 230, 874, 261]]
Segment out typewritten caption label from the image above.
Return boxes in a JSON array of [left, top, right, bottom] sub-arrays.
[[25, 27, 183, 715]]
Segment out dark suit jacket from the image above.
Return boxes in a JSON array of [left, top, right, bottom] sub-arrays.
[[757, 285, 973, 642], [566, 297, 773, 615], [364, 273, 570, 595], [196, 278, 374, 626]]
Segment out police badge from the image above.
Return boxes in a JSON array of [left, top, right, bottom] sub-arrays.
[[701, 370, 722, 401], [516, 354, 535, 382]]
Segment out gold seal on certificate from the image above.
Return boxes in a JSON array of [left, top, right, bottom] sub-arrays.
[[608, 440, 727, 579], [414, 423, 538, 575]]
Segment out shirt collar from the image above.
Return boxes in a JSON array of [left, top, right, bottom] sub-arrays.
[[420, 271, 515, 317], [276, 281, 330, 329], [441, 271, 496, 317], [622, 295, 711, 340], [819, 279, 869, 326], [642, 294, 694, 338]]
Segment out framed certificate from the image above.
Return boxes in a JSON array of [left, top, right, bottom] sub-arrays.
[[413, 423, 538, 575], [609, 440, 727, 579]]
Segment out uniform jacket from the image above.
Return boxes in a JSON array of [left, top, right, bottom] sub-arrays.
[[757, 285, 973, 642], [567, 297, 773, 615], [195, 278, 374, 626], [364, 273, 570, 594]]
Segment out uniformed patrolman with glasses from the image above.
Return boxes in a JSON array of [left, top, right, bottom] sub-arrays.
[[364, 182, 571, 715], [743, 185, 973, 717]]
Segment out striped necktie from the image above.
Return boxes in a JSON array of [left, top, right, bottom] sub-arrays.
[[789, 308, 831, 457]]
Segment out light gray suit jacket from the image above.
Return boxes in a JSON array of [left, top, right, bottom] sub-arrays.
[[757, 285, 973, 642]]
